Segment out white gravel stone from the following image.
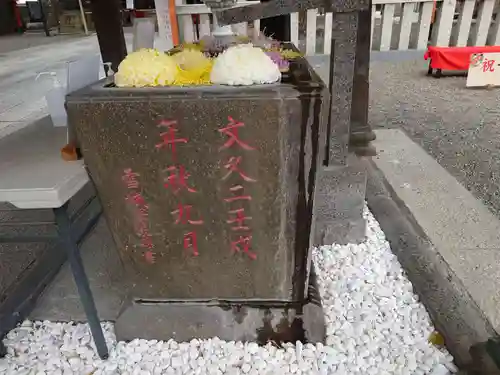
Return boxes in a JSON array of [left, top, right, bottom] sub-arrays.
[[0, 207, 457, 374]]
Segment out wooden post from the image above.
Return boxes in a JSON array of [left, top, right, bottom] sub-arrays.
[[349, 4, 376, 156], [89, 0, 127, 73]]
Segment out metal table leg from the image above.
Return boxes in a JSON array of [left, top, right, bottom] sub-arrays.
[[53, 203, 109, 360]]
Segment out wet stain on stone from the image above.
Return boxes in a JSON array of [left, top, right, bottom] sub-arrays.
[[232, 304, 247, 324], [256, 309, 306, 346]]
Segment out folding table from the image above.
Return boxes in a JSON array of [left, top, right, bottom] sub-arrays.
[[0, 118, 108, 359]]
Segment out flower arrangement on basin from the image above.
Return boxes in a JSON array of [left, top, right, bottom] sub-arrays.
[[114, 39, 304, 88]]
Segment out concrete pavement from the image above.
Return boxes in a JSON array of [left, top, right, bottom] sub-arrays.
[[0, 33, 85, 54], [0, 33, 137, 139], [0, 35, 98, 138], [368, 57, 500, 220]]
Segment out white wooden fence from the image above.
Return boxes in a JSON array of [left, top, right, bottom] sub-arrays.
[[155, 0, 500, 54]]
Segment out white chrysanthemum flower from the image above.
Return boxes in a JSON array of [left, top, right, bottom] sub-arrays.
[[114, 49, 177, 87], [210, 44, 281, 86]]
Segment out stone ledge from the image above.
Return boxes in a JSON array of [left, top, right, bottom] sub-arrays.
[[367, 128, 500, 369], [366, 161, 496, 368], [372, 129, 500, 332]]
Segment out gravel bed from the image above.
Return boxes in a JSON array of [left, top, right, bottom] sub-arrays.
[[0, 208, 457, 375]]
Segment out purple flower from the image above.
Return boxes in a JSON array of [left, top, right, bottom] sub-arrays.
[[265, 51, 290, 72]]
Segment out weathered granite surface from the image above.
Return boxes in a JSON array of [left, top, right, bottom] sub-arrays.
[[66, 55, 327, 303], [304, 35, 368, 245], [312, 155, 367, 246]]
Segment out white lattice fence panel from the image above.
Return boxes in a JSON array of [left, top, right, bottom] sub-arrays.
[[159, 0, 500, 53]]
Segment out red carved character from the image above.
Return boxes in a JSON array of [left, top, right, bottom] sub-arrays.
[[138, 227, 150, 241], [222, 156, 256, 182], [126, 192, 147, 207], [122, 168, 140, 189], [218, 116, 255, 151], [183, 231, 199, 256], [230, 235, 257, 260], [136, 205, 150, 218], [171, 204, 204, 225], [227, 208, 252, 231], [144, 250, 156, 264], [164, 165, 197, 194], [156, 120, 188, 161], [141, 235, 154, 249], [224, 185, 252, 203], [483, 59, 495, 72]]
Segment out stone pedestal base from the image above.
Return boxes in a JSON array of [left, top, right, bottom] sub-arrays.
[[349, 130, 377, 157], [115, 270, 325, 344], [312, 154, 367, 246]]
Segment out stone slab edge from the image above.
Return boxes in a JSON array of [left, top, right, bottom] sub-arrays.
[[365, 159, 497, 370]]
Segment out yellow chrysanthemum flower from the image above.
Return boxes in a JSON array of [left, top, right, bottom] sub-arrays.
[[173, 49, 209, 70], [114, 49, 177, 87], [172, 49, 213, 86], [156, 53, 180, 86]]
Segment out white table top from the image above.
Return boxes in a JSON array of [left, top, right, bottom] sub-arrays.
[[0, 117, 89, 209]]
